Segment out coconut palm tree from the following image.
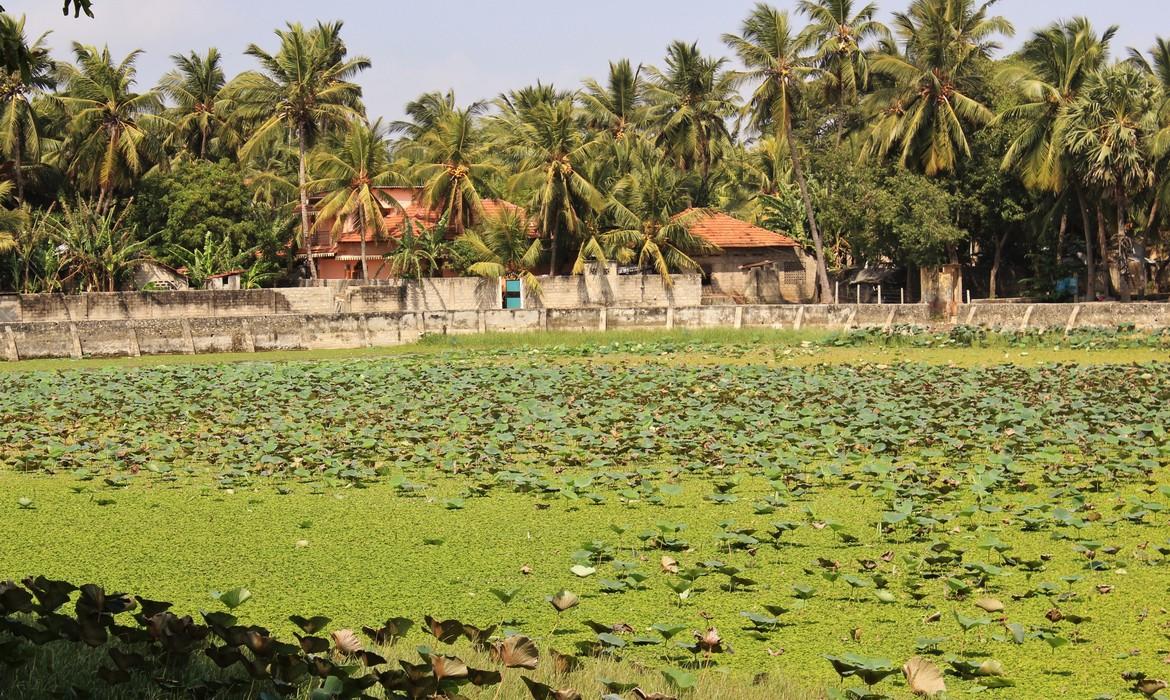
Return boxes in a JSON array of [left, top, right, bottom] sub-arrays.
[[309, 119, 403, 280], [580, 60, 650, 188], [381, 213, 450, 280], [862, 0, 1013, 176], [601, 159, 718, 284], [0, 179, 23, 254], [1001, 19, 1116, 192], [0, 14, 54, 204], [390, 90, 457, 140], [724, 3, 832, 301], [999, 18, 1116, 298], [402, 102, 498, 234], [1062, 63, 1161, 300], [243, 140, 297, 207], [159, 48, 236, 161], [645, 41, 738, 205], [581, 59, 646, 140], [797, 0, 890, 141], [55, 43, 168, 208], [455, 209, 543, 291], [1128, 38, 1170, 95], [231, 21, 370, 279], [496, 83, 575, 118], [1128, 38, 1170, 237], [499, 97, 604, 276]]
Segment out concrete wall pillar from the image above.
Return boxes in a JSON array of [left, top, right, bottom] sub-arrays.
[[180, 318, 196, 354], [68, 323, 82, 358], [3, 326, 18, 361], [127, 326, 141, 357], [843, 307, 858, 330], [1019, 305, 1035, 333], [242, 319, 257, 353], [1064, 305, 1082, 334]]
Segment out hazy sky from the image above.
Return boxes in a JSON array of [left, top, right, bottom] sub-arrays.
[[10, 0, 1166, 121]]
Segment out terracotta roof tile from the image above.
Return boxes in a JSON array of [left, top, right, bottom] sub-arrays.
[[682, 209, 798, 249], [331, 187, 526, 243]]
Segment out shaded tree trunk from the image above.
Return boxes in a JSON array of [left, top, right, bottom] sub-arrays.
[[1097, 205, 1116, 297], [989, 231, 1008, 299], [1055, 211, 1067, 265], [297, 127, 317, 280], [784, 115, 831, 303], [1075, 184, 1094, 300]]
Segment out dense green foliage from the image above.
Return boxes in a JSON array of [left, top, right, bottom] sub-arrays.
[[129, 159, 287, 259], [3, 339, 1170, 697], [0, 1, 1166, 296]]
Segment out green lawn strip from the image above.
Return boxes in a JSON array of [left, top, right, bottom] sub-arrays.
[[1, 326, 1165, 373]]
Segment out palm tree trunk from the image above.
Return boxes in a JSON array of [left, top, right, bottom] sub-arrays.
[[200, 123, 208, 161], [297, 127, 317, 280], [784, 115, 831, 303], [1117, 198, 1130, 302], [835, 88, 845, 147], [358, 208, 368, 281], [1075, 184, 1094, 300], [1097, 205, 1114, 297], [548, 232, 557, 277], [698, 136, 711, 207], [452, 180, 465, 235], [13, 137, 24, 205]]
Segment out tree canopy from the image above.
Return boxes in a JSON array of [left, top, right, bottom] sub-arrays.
[[0, 3, 1168, 300]]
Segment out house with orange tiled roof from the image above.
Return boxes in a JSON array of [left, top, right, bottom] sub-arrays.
[[301, 186, 527, 280], [683, 209, 816, 303]]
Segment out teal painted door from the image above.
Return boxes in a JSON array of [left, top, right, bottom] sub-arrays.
[[503, 279, 523, 309]]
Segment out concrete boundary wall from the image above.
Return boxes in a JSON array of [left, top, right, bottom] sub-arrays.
[[0, 288, 337, 323], [4, 301, 1170, 361], [0, 274, 703, 323]]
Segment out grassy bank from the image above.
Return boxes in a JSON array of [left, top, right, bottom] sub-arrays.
[[0, 325, 1166, 373]]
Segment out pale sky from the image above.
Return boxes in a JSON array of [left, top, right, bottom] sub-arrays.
[[8, 0, 1166, 121]]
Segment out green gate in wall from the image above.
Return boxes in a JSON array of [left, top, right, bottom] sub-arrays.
[[503, 279, 523, 309]]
